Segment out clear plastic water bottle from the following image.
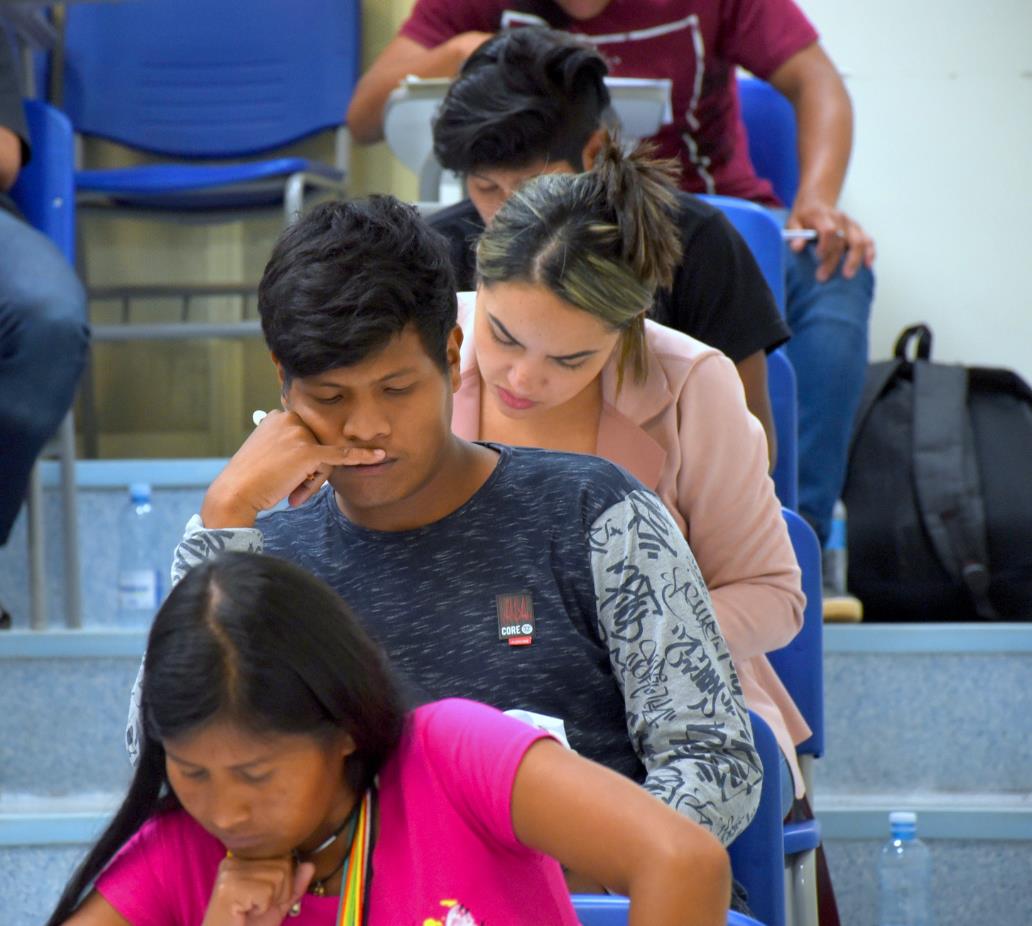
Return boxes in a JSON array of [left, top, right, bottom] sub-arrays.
[[117, 483, 163, 625], [878, 810, 932, 926], [822, 498, 848, 596]]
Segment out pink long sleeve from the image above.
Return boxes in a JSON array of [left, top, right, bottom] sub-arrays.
[[670, 350, 803, 661]]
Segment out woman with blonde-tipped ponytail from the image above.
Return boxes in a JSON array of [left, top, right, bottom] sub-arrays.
[[452, 135, 810, 813]]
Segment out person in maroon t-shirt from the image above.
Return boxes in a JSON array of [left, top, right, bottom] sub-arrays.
[[349, 0, 876, 568]]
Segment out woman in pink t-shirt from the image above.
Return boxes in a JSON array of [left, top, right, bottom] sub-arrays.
[[47, 552, 729, 926]]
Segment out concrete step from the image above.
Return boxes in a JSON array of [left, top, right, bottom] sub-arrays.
[[820, 624, 1032, 795], [0, 795, 116, 926], [816, 795, 1032, 926], [813, 625, 1032, 926], [0, 631, 145, 797]]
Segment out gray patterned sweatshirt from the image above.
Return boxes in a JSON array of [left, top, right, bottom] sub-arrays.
[[127, 444, 760, 844]]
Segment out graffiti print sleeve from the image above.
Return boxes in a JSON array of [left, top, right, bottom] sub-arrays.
[[125, 515, 265, 766], [589, 489, 761, 845], [170, 513, 265, 585]]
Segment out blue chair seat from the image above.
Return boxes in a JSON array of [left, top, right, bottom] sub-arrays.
[[75, 158, 344, 210], [783, 817, 821, 856]]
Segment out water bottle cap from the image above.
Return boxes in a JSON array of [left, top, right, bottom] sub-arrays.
[[889, 811, 917, 825], [129, 482, 152, 502]]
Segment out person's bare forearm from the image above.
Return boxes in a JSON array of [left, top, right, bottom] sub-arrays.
[[0, 126, 22, 191], [626, 849, 730, 926], [770, 43, 853, 208], [771, 43, 875, 278], [347, 33, 491, 144], [735, 350, 776, 468]]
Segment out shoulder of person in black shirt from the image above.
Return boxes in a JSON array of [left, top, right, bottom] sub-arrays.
[[652, 192, 790, 363], [427, 199, 484, 292]]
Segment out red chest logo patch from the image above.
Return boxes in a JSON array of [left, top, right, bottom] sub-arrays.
[[495, 592, 535, 646]]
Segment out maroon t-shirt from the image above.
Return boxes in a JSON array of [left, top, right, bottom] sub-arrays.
[[400, 0, 818, 205]]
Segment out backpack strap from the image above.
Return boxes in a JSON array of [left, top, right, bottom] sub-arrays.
[[911, 360, 999, 619], [848, 326, 931, 458]]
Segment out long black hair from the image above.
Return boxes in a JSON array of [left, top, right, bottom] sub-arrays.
[[46, 553, 405, 925]]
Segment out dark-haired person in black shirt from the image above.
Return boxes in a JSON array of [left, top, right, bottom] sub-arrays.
[[427, 26, 789, 459], [0, 28, 88, 622]]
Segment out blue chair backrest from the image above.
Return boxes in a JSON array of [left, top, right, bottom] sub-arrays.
[[738, 76, 799, 207], [728, 711, 786, 926], [10, 99, 76, 261], [60, 0, 361, 157], [698, 193, 798, 507], [766, 350, 798, 511], [769, 509, 825, 759]]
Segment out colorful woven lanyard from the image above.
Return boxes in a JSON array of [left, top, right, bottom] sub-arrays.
[[335, 785, 376, 926]]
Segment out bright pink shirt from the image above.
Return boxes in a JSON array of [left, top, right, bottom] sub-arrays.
[[96, 700, 578, 926], [399, 0, 818, 204]]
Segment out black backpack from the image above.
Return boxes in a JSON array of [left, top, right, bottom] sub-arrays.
[[842, 324, 1032, 621]]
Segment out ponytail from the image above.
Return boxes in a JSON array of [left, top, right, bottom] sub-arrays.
[[592, 134, 682, 295]]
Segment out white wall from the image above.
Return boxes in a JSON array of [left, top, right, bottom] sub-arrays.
[[796, 0, 1032, 379]]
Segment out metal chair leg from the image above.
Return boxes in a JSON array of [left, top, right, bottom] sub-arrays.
[[27, 462, 47, 630], [58, 413, 82, 628]]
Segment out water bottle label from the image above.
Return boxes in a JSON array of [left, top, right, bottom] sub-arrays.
[[118, 570, 160, 610]]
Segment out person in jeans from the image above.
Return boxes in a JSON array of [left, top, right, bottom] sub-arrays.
[[0, 30, 89, 624]]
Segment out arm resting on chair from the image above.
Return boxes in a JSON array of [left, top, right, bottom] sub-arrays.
[[769, 43, 876, 281], [0, 125, 22, 190]]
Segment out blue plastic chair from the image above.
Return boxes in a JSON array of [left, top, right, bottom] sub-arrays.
[[766, 350, 798, 512], [769, 508, 825, 926], [9, 99, 82, 629], [698, 193, 798, 509], [59, 0, 361, 220], [572, 894, 764, 926], [738, 77, 799, 208], [727, 711, 787, 926], [10, 100, 76, 259], [51, 0, 363, 454], [770, 509, 825, 771]]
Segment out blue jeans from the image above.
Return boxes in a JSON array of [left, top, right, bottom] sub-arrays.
[[782, 243, 874, 546], [0, 209, 89, 544]]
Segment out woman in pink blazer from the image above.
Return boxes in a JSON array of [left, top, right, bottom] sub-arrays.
[[454, 139, 809, 803]]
